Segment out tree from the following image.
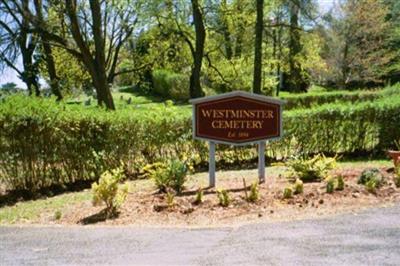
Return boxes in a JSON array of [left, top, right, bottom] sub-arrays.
[[284, 0, 310, 92], [25, 0, 139, 109], [0, 0, 40, 96], [252, 0, 264, 94], [321, 0, 393, 88], [33, 0, 62, 100]]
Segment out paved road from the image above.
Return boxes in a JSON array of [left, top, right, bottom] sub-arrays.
[[1, 205, 400, 266]]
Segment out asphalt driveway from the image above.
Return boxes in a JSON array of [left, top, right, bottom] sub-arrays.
[[1, 205, 400, 266]]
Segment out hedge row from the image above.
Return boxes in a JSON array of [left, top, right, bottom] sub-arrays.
[[281, 85, 400, 110], [1, 94, 400, 191]]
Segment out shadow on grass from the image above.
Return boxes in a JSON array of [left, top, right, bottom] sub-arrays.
[[0, 180, 93, 208]]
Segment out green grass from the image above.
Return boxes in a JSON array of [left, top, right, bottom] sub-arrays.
[[0, 191, 91, 224]]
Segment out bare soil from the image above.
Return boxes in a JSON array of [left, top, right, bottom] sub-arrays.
[[39, 165, 400, 227]]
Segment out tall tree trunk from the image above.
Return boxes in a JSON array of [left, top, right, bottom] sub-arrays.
[[34, 0, 62, 101], [190, 0, 205, 99], [65, 0, 115, 110], [234, 1, 244, 58], [252, 0, 264, 94], [286, 1, 309, 92], [220, 0, 233, 60]]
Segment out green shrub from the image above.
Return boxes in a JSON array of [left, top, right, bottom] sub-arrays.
[[151, 160, 188, 193], [286, 154, 337, 182], [326, 178, 335, 193], [281, 85, 400, 110], [394, 166, 400, 188], [91, 168, 128, 217], [54, 210, 62, 220], [293, 179, 304, 194], [336, 175, 345, 191], [152, 69, 189, 101], [217, 189, 231, 207], [283, 187, 293, 199], [358, 168, 384, 187], [194, 188, 204, 205], [247, 182, 260, 203], [1, 90, 400, 192], [166, 190, 175, 207], [365, 179, 377, 194]]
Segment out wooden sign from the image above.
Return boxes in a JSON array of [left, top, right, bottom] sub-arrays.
[[190, 91, 284, 145], [190, 91, 284, 187]]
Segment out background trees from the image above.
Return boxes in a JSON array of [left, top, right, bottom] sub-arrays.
[[0, 0, 399, 108]]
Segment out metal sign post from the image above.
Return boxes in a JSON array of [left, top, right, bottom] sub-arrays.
[[209, 141, 216, 187], [258, 141, 265, 183]]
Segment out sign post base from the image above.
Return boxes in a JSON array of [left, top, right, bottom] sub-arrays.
[[258, 141, 265, 183], [209, 141, 216, 187]]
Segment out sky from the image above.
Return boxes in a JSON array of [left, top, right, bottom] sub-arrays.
[[0, 0, 336, 89]]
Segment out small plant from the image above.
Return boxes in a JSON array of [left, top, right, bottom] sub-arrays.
[[283, 187, 293, 199], [54, 210, 62, 220], [336, 175, 345, 191], [358, 168, 384, 187], [326, 178, 335, 193], [194, 188, 204, 204], [293, 179, 304, 194], [92, 168, 128, 218], [166, 190, 175, 207], [395, 166, 400, 188], [247, 182, 260, 203], [365, 179, 377, 194], [286, 154, 337, 182], [217, 189, 231, 207], [151, 160, 188, 193]]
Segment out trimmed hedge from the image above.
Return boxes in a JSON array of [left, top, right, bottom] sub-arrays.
[[1, 93, 400, 191], [281, 85, 400, 110]]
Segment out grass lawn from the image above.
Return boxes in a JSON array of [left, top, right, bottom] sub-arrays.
[[0, 159, 394, 225]]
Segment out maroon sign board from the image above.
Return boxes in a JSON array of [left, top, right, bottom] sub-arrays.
[[190, 91, 284, 187], [190, 91, 284, 145]]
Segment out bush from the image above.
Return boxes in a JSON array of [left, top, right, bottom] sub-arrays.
[[358, 168, 384, 187], [152, 69, 189, 101], [194, 188, 203, 205], [336, 175, 345, 191], [1, 91, 400, 192], [326, 178, 335, 193], [293, 179, 304, 194], [281, 85, 400, 110], [283, 187, 293, 199], [217, 189, 231, 207], [247, 182, 260, 203], [365, 179, 377, 194], [91, 168, 128, 217], [151, 160, 188, 193], [286, 154, 337, 182], [394, 166, 400, 188]]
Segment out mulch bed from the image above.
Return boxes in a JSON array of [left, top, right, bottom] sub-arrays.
[[45, 165, 400, 227]]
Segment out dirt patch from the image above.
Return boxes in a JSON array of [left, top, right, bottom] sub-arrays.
[[34, 165, 398, 228]]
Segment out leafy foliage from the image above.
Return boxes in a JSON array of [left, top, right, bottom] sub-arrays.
[[151, 160, 188, 194], [358, 168, 384, 187], [326, 178, 335, 194], [283, 187, 293, 199], [286, 154, 337, 182], [91, 168, 128, 217], [217, 189, 231, 207], [336, 176, 345, 191], [293, 179, 304, 195], [247, 182, 260, 203]]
